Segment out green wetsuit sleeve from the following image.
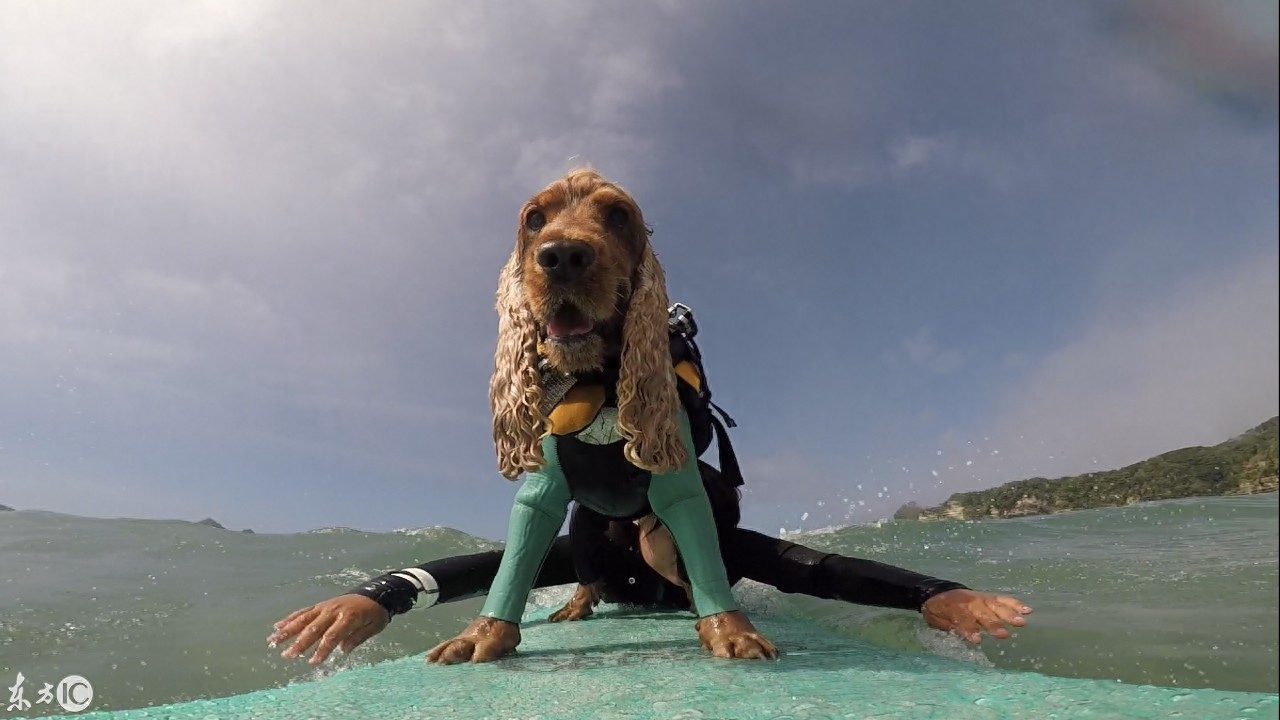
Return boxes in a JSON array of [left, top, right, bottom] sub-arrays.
[[479, 437, 572, 623], [646, 410, 739, 618]]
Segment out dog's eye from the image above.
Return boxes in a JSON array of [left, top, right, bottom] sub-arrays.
[[606, 206, 629, 229], [525, 210, 546, 232]]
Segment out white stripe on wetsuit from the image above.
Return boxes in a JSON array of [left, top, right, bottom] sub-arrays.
[[390, 568, 440, 609]]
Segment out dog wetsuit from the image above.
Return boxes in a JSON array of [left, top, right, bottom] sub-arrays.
[[476, 392, 739, 624]]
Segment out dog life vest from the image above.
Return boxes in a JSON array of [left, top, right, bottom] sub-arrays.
[[480, 303, 743, 624], [536, 304, 744, 519]]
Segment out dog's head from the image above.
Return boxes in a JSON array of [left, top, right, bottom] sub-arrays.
[[515, 168, 651, 373], [490, 169, 686, 479]]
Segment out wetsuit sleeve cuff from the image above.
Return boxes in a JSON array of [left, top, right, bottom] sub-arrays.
[[914, 580, 969, 611], [348, 570, 435, 619]]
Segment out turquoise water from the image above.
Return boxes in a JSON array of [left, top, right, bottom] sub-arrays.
[[1, 493, 1275, 717]]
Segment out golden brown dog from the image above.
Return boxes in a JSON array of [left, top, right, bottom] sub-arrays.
[[425, 169, 776, 663]]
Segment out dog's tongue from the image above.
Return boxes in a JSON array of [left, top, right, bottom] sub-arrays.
[[546, 315, 593, 339]]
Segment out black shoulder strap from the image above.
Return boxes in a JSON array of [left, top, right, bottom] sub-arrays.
[[667, 303, 744, 487], [709, 413, 744, 488]]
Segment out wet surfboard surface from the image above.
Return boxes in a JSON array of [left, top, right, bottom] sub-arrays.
[[33, 606, 1280, 720]]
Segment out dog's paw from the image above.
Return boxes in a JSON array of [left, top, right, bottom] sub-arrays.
[[425, 617, 520, 665], [548, 583, 600, 623], [695, 611, 778, 660], [548, 602, 594, 622]]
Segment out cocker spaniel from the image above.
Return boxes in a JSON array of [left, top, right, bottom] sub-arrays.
[[426, 169, 776, 664]]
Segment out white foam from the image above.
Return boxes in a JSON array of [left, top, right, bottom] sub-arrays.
[[917, 626, 996, 667]]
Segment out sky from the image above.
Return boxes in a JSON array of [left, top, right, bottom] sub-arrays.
[[1, 0, 1276, 539]]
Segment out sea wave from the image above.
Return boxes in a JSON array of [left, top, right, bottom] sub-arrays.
[[0, 494, 1274, 717]]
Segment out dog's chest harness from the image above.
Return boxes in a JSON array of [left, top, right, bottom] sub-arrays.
[[536, 351, 705, 520]]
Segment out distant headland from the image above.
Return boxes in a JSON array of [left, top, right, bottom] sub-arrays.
[[195, 517, 255, 533], [896, 416, 1278, 522], [0, 506, 252, 532]]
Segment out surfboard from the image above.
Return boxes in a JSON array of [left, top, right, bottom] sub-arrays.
[[34, 606, 1280, 720]]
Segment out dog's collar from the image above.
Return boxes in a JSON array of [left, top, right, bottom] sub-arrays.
[[537, 357, 578, 416], [535, 342, 619, 416]]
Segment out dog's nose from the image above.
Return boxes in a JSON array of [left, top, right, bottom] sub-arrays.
[[535, 241, 595, 283]]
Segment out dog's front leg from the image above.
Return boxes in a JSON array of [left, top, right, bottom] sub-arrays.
[[427, 449, 571, 665], [548, 581, 602, 621], [646, 417, 778, 660]]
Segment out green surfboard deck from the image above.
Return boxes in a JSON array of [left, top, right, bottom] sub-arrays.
[[34, 607, 1279, 720]]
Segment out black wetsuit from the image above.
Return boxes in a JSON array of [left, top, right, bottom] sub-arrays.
[[351, 326, 966, 617], [349, 517, 968, 618]]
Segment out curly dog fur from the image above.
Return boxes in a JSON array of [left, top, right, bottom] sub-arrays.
[[490, 168, 685, 478]]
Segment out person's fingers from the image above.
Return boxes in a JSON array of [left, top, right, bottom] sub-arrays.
[[308, 614, 359, 666], [272, 605, 315, 630], [989, 599, 1028, 627], [340, 621, 382, 654], [974, 610, 1011, 639], [268, 608, 320, 646], [272, 606, 318, 634], [994, 594, 1032, 615], [953, 616, 983, 644], [280, 612, 335, 659]]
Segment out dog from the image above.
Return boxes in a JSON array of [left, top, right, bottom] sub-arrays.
[[426, 169, 776, 664]]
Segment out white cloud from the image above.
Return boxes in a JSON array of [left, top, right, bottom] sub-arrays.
[[786, 132, 1020, 191], [936, 246, 1279, 487], [891, 135, 951, 172], [0, 0, 700, 421], [895, 326, 965, 375], [887, 133, 1019, 189]]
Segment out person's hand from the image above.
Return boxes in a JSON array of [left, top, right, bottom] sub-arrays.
[[267, 594, 390, 665], [921, 589, 1031, 644]]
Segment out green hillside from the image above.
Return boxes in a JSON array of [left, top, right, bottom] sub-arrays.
[[913, 416, 1278, 521]]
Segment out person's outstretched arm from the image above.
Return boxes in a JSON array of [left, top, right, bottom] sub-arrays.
[[721, 527, 1031, 643], [267, 535, 577, 665], [722, 527, 966, 609], [348, 535, 579, 616]]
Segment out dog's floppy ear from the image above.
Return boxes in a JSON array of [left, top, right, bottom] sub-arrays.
[[615, 243, 687, 475], [489, 251, 547, 479]]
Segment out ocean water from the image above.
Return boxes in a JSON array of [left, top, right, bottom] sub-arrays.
[[1, 493, 1275, 717]]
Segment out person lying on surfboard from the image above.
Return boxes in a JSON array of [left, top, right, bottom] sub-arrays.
[[270, 300, 1029, 665], [268, 462, 1033, 667]]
